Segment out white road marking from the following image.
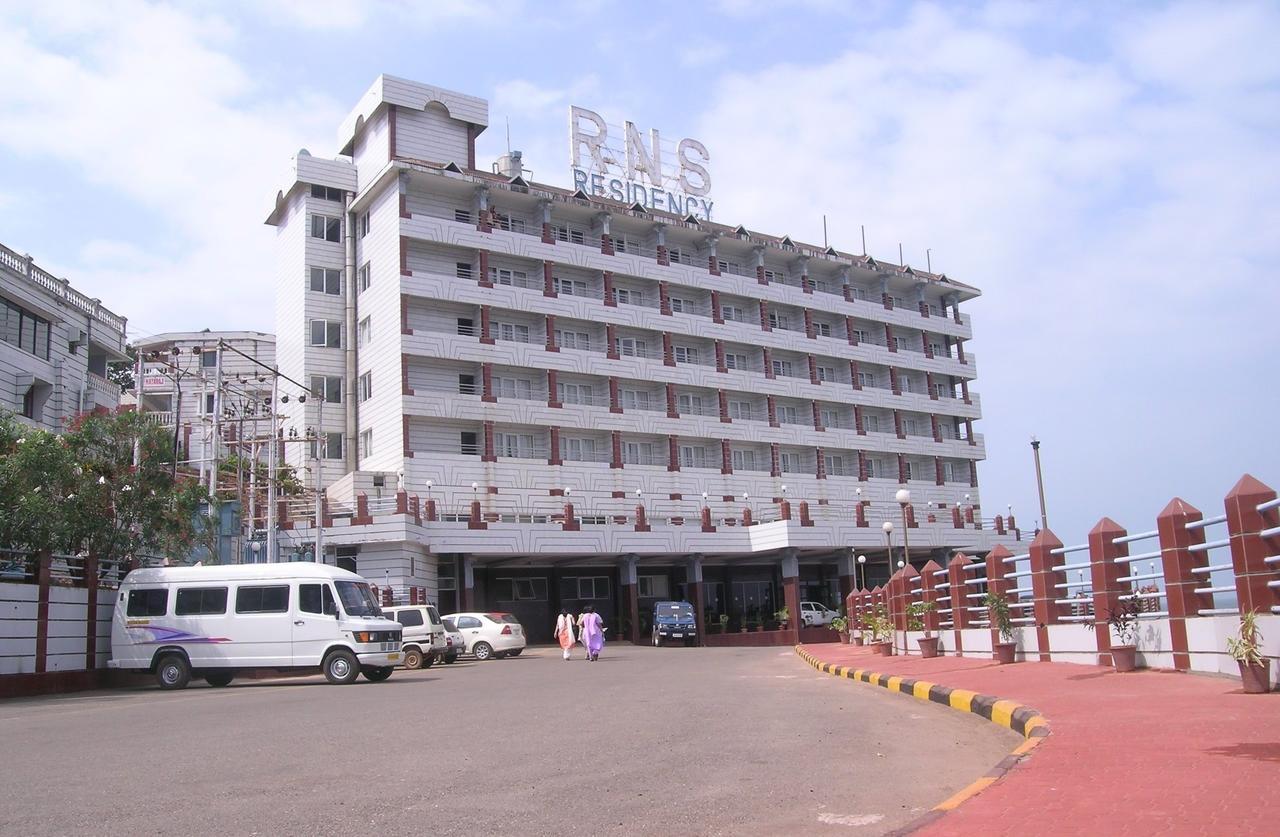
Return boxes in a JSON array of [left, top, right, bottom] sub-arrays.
[[817, 813, 885, 827]]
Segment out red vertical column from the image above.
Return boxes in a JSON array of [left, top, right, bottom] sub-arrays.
[[479, 306, 493, 344], [890, 367, 900, 395], [1028, 529, 1066, 662], [545, 316, 558, 351], [816, 448, 827, 480], [934, 457, 944, 486], [611, 431, 623, 469], [481, 363, 495, 403], [1088, 517, 1130, 668], [660, 281, 672, 315], [857, 452, 868, 483], [927, 372, 937, 400], [548, 427, 562, 466], [807, 355, 819, 385], [547, 370, 560, 407], [1158, 497, 1211, 672], [986, 545, 1013, 651], [854, 405, 865, 435], [603, 270, 615, 306], [718, 390, 730, 423], [715, 341, 726, 373], [894, 410, 904, 439], [482, 421, 495, 462], [804, 309, 815, 338], [721, 440, 732, 475], [1224, 474, 1280, 617], [763, 348, 774, 379], [667, 435, 680, 472], [885, 323, 896, 352], [921, 332, 933, 358], [759, 301, 771, 332], [711, 291, 723, 323], [767, 395, 778, 427], [477, 250, 491, 286], [606, 324, 618, 359], [811, 401, 823, 431], [663, 333, 675, 366], [543, 261, 555, 297], [609, 377, 621, 413], [948, 554, 970, 655], [770, 443, 781, 477], [666, 383, 679, 418], [84, 553, 99, 669]]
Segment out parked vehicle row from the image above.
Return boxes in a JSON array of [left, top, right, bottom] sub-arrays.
[[109, 563, 531, 691]]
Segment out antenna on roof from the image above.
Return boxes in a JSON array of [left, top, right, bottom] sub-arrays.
[[505, 118, 511, 154], [822, 215, 828, 249], [898, 242, 903, 265], [861, 225, 866, 256]]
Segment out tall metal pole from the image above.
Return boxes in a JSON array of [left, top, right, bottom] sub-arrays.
[[265, 367, 279, 563], [208, 343, 223, 498], [1031, 437, 1049, 532], [900, 503, 911, 568], [314, 396, 325, 564]]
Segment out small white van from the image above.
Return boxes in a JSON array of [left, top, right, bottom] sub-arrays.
[[382, 604, 447, 669], [109, 563, 402, 689]]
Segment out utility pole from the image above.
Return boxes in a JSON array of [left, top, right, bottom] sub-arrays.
[[314, 395, 325, 564], [265, 367, 279, 563], [208, 342, 223, 498], [1031, 437, 1049, 532]]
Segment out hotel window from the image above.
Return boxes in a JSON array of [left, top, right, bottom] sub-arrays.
[[310, 184, 343, 202], [459, 431, 479, 455], [456, 262, 473, 280], [358, 372, 372, 403], [638, 576, 670, 599], [454, 209, 472, 223], [359, 212, 370, 238], [309, 267, 341, 295], [496, 323, 530, 343], [359, 429, 373, 460], [309, 320, 342, 348], [728, 400, 752, 420], [622, 442, 654, 465], [667, 247, 691, 265], [779, 452, 798, 473], [458, 374, 476, 395], [777, 405, 798, 424], [900, 377, 913, 393], [614, 288, 643, 306], [496, 433, 535, 459], [673, 346, 699, 364], [942, 462, 956, 482], [615, 337, 647, 357], [771, 359, 793, 378], [930, 342, 944, 357], [893, 336, 911, 352], [310, 214, 341, 242], [557, 383, 591, 404], [669, 297, 687, 313], [891, 296, 906, 309], [864, 414, 881, 433], [5, 300, 55, 359], [814, 322, 831, 337], [203, 393, 215, 415], [851, 329, 870, 344], [310, 432, 343, 460], [849, 286, 868, 301], [724, 353, 748, 371], [358, 262, 371, 293], [622, 390, 651, 411], [493, 212, 525, 233], [553, 277, 587, 296], [858, 371, 876, 389], [929, 304, 942, 317], [494, 377, 533, 400], [562, 438, 596, 461], [490, 267, 526, 286], [904, 418, 918, 436], [821, 409, 838, 427], [357, 316, 371, 347], [717, 259, 739, 274], [456, 317, 474, 336], [309, 375, 342, 404], [817, 366, 835, 382], [677, 394, 703, 415], [555, 330, 590, 351], [201, 349, 218, 368], [679, 446, 706, 469], [825, 455, 846, 476], [720, 304, 744, 322], [552, 225, 585, 245], [904, 461, 914, 481], [731, 449, 757, 472], [768, 312, 790, 330]]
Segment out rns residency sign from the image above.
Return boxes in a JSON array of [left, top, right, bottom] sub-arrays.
[[569, 105, 713, 221]]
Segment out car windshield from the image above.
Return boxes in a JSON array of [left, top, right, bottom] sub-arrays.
[[427, 606, 442, 625], [443, 618, 457, 632], [657, 603, 693, 618], [335, 580, 382, 617]]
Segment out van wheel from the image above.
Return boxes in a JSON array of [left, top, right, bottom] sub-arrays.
[[204, 671, 234, 687], [473, 642, 494, 661], [361, 666, 394, 682], [403, 648, 424, 670], [422, 653, 437, 668], [156, 653, 191, 690], [323, 649, 360, 684], [444, 654, 458, 664]]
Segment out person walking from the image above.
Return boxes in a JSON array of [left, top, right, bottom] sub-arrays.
[[579, 604, 605, 662], [554, 609, 576, 661]]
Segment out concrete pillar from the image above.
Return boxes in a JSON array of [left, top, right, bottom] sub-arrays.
[[620, 555, 640, 645], [602, 270, 615, 306], [1224, 474, 1280, 617], [1088, 517, 1131, 668], [687, 556, 706, 646], [461, 557, 475, 610], [1028, 529, 1066, 661], [948, 553, 971, 654], [781, 549, 801, 645]]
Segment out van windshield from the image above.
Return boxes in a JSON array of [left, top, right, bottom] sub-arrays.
[[335, 580, 382, 617]]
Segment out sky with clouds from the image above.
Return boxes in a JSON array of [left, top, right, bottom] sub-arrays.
[[0, 0, 1276, 540]]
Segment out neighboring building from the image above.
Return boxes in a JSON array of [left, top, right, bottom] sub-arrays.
[[266, 74, 1011, 643], [0, 241, 128, 430]]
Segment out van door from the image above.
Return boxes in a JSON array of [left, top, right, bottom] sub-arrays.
[[232, 584, 293, 667], [294, 582, 339, 667]]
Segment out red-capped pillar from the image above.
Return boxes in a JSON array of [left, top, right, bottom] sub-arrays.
[[1224, 474, 1280, 617], [986, 545, 1013, 650], [948, 553, 970, 654], [1088, 517, 1131, 668], [1028, 529, 1066, 661], [1157, 498, 1211, 672]]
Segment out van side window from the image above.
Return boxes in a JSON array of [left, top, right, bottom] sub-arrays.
[[396, 610, 424, 627], [175, 587, 228, 616], [126, 589, 168, 617], [236, 585, 290, 614], [299, 584, 337, 615], [426, 606, 442, 626]]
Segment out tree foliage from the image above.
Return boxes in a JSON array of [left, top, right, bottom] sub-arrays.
[[107, 343, 137, 390], [0, 409, 213, 564]]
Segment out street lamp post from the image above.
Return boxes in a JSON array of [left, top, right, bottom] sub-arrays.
[[1030, 437, 1049, 532], [881, 520, 894, 653], [856, 554, 866, 590], [895, 488, 912, 568]]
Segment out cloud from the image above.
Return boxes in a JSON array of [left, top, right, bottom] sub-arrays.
[[695, 2, 1280, 534]]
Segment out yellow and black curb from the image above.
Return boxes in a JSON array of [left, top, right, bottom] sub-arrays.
[[796, 646, 1050, 827]]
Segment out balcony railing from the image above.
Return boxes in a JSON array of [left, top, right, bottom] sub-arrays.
[[0, 242, 127, 335]]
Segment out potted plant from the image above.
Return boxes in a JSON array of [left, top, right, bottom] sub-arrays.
[[866, 604, 893, 655], [775, 606, 790, 630], [908, 601, 939, 658], [718, 613, 730, 635], [829, 615, 850, 643], [1227, 610, 1270, 694], [983, 592, 1018, 664], [1097, 598, 1142, 672]]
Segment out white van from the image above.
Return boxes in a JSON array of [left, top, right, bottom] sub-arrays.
[[109, 563, 402, 689], [382, 604, 448, 669]]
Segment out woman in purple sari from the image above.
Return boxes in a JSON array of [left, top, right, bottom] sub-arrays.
[[579, 604, 605, 661]]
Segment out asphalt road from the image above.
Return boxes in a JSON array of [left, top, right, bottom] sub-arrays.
[[0, 645, 1016, 836]]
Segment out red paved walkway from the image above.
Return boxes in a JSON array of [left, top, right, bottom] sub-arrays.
[[799, 644, 1278, 836]]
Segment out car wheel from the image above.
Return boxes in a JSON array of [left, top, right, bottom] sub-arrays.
[[204, 671, 234, 687], [423, 653, 437, 668], [444, 654, 458, 664], [402, 648, 424, 670], [361, 666, 394, 682], [156, 653, 191, 690], [508, 649, 522, 657], [323, 649, 360, 684], [472, 641, 494, 661]]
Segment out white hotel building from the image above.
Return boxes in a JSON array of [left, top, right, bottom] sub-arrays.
[[266, 75, 1012, 645]]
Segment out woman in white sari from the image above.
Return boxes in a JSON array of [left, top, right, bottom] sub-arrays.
[[554, 610, 575, 660]]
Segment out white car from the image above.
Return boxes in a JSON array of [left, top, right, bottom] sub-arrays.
[[446, 612, 527, 661], [800, 601, 840, 627]]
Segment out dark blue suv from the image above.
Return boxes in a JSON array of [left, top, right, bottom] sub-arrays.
[[651, 601, 698, 647]]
